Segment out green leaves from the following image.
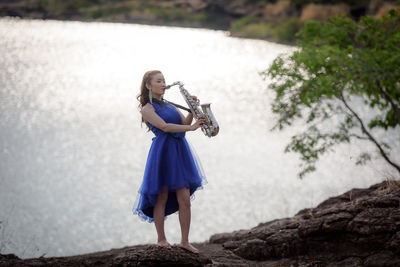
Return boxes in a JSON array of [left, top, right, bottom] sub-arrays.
[[356, 152, 371, 165], [265, 9, 400, 178]]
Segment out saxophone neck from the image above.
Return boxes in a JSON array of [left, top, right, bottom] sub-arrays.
[[165, 81, 183, 89]]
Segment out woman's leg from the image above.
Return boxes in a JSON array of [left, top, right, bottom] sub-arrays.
[[176, 187, 199, 254], [153, 191, 171, 248]]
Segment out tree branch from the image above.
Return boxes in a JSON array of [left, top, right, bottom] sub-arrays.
[[349, 134, 370, 140], [377, 81, 400, 126], [339, 92, 400, 174]]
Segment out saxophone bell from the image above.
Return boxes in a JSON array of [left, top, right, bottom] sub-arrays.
[[165, 81, 219, 137]]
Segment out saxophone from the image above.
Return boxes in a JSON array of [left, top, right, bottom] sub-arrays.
[[165, 81, 219, 137]]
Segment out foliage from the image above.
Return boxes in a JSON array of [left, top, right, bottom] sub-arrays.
[[22, 0, 214, 27], [88, 3, 136, 19], [231, 15, 257, 32], [291, 0, 370, 8], [143, 7, 210, 24], [230, 16, 271, 39], [263, 9, 400, 178], [230, 16, 303, 43], [234, 0, 389, 8], [241, 23, 272, 38], [25, 0, 105, 14], [273, 18, 304, 43]]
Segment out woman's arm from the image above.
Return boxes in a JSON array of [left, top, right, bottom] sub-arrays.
[[141, 104, 201, 133], [177, 109, 194, 125], [184, 112, 194, 125], [177, 95, 199, 125]]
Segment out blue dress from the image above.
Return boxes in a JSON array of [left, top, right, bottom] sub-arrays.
[[132, 100, 207, 222]]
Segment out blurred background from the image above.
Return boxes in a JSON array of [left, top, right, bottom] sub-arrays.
[[1, 0, 399, 260]]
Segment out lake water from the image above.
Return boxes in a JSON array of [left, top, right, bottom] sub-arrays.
[[0, 17, 398, 259]]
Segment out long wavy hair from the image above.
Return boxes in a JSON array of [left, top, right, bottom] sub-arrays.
[[137, 70, 162, 125], [137, 70, 161, 108]]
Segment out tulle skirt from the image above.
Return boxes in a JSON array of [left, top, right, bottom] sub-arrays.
[[132, 134, 207, 222]]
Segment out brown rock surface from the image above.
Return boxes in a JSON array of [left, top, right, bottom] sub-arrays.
[[210, 180, 400, 266], [300, 3, 350, 21], [1, 180, 399, 266], [264, 0, 296, 20], [208, 0, 265, 17], [375, 3, 400, 17]]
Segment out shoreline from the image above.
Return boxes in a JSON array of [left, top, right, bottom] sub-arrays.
[[2, 180, 400, 266], [0, 15, 296, 48], [3, 0, 397, 46]]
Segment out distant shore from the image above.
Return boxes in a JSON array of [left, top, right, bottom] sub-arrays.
[[1, 180, 400, 266], [1, 0, 399, 45]]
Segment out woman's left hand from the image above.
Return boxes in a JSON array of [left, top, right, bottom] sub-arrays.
[[191, 95, 200, 103]]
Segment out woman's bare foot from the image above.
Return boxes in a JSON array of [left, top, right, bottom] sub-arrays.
[[157, 239, 171, 249], [179, 242, 199, 254]]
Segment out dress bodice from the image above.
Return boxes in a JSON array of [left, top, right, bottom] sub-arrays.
[[146, 101, 185, 139]]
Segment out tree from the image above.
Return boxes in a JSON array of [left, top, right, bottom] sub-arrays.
[[263, 9, 400, 178]]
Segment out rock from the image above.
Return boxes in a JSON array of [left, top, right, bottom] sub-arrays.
[[210, 180, 400, 264], [347, 207, 400, 234], [369, 0, 383, 14], [300, 3, 350, 21], [0, 245, 212, 267], [0, 254, 19, 260], [387, 231, 400, 253], [221, 240, 241, 250], [375, 3, 400, 17], [208, 0, 264, 17], [263, 0, 297, 20], [327, 257, 362, 267], [160, 0, 208, 12], [188, 0, 208, 11], [233, 238, 272, 260], [363, 251, 400, 267], [209, 229, 249, 244], [2, 180, 399, 266]]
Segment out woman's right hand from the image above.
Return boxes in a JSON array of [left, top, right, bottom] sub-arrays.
[[190, 118, 206, 131]]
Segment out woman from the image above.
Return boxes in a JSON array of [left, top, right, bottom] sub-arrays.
[[132, 70, 207, 254]]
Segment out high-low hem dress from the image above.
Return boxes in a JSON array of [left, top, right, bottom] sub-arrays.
[[132, 100, 207, 223]]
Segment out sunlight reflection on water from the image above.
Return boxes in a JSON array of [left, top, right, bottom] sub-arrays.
[[0, 18, 398, 258]]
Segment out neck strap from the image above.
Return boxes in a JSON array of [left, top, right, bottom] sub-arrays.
[[164, 100, 192, 113]]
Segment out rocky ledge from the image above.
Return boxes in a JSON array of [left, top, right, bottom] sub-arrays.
[[1, 180, 400, 266]]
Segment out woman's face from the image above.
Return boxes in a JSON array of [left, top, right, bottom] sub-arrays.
[[147, 73, 166, 96]]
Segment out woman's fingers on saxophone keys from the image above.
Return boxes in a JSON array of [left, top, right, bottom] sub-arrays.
[[198, 118, 206, 125], [191, 95, 199, 103], [192, 118, 205, 130], [191, 120, 202, 131]]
